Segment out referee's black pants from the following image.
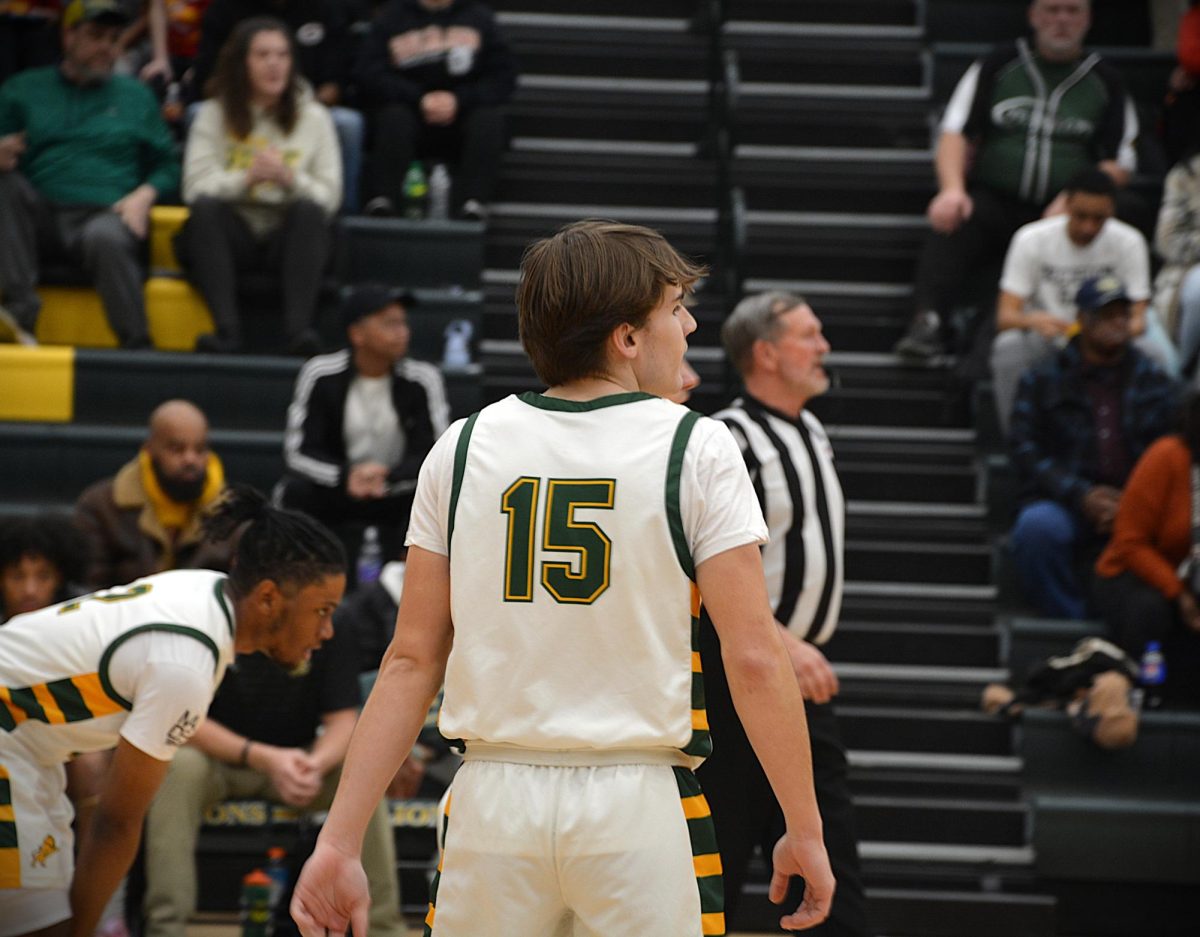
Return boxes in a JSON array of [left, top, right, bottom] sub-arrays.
[[697, 617, 871, 936]]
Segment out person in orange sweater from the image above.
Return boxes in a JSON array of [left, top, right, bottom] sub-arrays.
[[1094, 391, 1200, 704]]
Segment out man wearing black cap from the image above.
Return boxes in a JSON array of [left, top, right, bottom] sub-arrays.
[[277, 283, 450, 572], [1008, 274, 1180, 619], [0, 0, 180, 348]]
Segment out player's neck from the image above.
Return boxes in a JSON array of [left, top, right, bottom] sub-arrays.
[[544, 375, 634, 401]]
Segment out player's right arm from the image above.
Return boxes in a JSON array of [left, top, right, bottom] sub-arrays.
[[291, 544, 454, 937], [697, 543, 835, 931], [69, 738, 171, 937]]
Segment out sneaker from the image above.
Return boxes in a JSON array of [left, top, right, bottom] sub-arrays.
[[0, 304, 37, 346], [893, 310, 945, 360], [363, 196, 396, 217], [458, 199, 489, 222]]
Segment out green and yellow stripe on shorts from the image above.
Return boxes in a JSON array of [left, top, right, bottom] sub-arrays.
[[422, 791, 452, 936], [0, 766, 18, 888], [675, 767, 725, 936]]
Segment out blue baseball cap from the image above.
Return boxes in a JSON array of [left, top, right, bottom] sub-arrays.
[[1075, 275, 1130, 313]]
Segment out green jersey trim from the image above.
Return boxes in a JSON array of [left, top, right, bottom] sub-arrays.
[[448, 411, 481, 551], [665, 410, 701, 581], [98, 624, 221, 711], [213, 578, 234, 638], [516, 391, 656, 412]]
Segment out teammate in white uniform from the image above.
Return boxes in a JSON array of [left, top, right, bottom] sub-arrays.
[[291, 220, 835, 936], [0, 487, 347, 937]]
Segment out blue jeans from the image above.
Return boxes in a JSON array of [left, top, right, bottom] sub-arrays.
[[1010, 500, 1092, 618]]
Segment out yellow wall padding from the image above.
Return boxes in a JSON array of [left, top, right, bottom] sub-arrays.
[[34, 278, 213, 352], [0, 346, 74, 422]]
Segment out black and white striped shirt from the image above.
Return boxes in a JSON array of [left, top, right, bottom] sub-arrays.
[[716, 396, 845, 645]]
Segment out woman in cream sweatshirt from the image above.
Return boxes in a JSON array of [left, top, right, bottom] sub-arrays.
[[178, 15, 341, 355]]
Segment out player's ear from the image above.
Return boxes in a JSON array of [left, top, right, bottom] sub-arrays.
[[610, 322, 638, 361]]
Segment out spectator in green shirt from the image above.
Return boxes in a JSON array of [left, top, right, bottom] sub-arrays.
[[0, 0, 180, 348]]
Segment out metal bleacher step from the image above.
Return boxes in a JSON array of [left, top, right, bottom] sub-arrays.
[[735, 144, 934, 215], [741, 209, 927, 287], [828, 620, 1003, 668], [726, 0, 920, 28], [726, 32, 927, 89], [497, 148, 717, 209], [839, 705, 1013, 757], [854, 795, 1028, 846]]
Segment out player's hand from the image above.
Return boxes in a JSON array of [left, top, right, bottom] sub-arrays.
[[771, 832, 835, 930], [778, 626, 839, 703], [291, 840, 371, 937], [1178, 590, 1200, 633], [926, 188, 973, 233]]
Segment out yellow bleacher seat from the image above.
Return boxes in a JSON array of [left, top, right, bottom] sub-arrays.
[[35, 277, 213, 351], [149, 204, 188, 273], [0, 346, 74, 422]]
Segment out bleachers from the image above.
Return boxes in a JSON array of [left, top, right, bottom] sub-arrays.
[[5, 0, 1199, 934]]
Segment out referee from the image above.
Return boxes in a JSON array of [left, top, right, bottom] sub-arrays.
[[698, 292, 870, 935]]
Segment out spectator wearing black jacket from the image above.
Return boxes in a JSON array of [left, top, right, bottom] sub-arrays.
[[192, 0, 365, 210], [277, 282, 449, 570], [356, 0, 516, 220]]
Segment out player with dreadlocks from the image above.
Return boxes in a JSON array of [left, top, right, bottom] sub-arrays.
[[0, 485, 346, 937]]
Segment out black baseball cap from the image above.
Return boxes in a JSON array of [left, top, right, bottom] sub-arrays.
[[342, 283, 418, 330], [1075, 274, 1130, 313]]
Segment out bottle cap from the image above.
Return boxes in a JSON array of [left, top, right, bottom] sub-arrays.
[[267, 846, 286, 860], [243, 869, 272, 886]]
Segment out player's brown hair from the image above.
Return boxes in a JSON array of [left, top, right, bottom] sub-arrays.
[[515, 220, 707, 387]]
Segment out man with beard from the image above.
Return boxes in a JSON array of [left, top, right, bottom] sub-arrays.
[[74, 399, 232, 589], [1009, 275, 1180, 618], [0, 0, 180, 347]]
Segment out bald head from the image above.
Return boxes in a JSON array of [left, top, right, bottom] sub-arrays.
[[144, 400, 212, 503]]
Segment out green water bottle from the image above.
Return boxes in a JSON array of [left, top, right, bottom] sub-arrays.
[[240, 868, 273, 937], [402, 160, 428, 220]]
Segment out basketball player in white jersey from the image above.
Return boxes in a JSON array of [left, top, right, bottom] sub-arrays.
[[291, 220, 835, 936], [0, 487, 347, 937]]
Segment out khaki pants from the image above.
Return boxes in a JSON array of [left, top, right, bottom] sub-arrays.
[[142, 746, 403, 937]]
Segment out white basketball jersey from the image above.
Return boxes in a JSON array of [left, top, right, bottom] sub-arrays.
[[0, 569, 236, 765], [409, 391, 768, 763]]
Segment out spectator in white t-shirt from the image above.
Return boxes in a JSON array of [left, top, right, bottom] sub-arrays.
[[991, 168, 1179, 430]]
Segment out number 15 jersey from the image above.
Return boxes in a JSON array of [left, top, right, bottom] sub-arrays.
[[405, 391, 768, 763]]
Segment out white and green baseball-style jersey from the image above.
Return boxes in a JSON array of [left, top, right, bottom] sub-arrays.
[[405, 391, 768, 763], [0, 569, 237, 766]]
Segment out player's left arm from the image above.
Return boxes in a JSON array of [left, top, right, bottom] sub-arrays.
[[68, 738, 170, 937]]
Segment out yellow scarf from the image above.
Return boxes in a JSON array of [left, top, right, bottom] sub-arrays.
[[138, 449, 226, 531]]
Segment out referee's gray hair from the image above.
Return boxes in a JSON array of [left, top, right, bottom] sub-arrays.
[[721, 291, 808, 376]]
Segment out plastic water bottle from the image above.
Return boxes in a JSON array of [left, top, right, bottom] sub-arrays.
[[402, 160, 428, 219], [357, 525, 383, 585], [443, 319, 473, 370], [265, 846, 288, 919], [1139, 640, 1166, 708], [428, 163, 450, 221], [240, 869, 272, 937]]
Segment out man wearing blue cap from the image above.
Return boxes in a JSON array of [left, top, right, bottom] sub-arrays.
[[277, 283, 450, 574], [1008, 274, 1181, 618], [0, 0, 179, 348]]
